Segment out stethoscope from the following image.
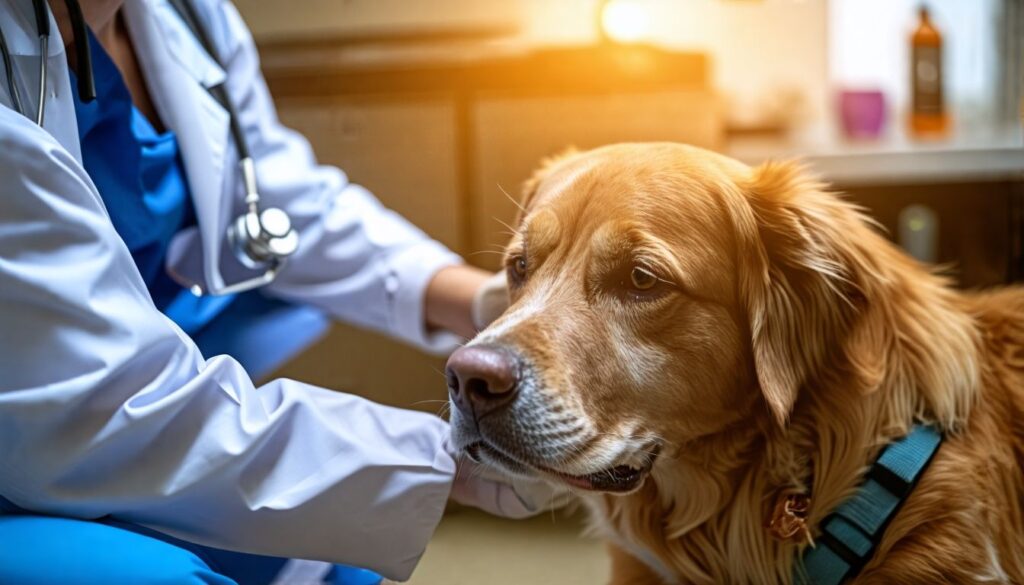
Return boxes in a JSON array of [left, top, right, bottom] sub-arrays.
[[0, 0, 298, 297]]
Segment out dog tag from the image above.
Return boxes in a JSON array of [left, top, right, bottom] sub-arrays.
[[767, 492, 813, 546]]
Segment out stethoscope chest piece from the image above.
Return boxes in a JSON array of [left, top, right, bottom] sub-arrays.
[[229, 207, 298, 270]]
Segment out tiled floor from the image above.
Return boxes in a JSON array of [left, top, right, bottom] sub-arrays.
[[407, 507, 610, 584]]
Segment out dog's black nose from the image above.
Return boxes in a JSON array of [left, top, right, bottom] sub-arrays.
[[446, 344, 520, 420]]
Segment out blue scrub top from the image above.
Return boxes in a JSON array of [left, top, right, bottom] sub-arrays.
[[68, 30, 330, 379], [70, 30, 234, 334]]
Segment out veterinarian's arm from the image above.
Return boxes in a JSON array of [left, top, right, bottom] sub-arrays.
[[426, 266, 512, 338], [0, 109, 454, 582]]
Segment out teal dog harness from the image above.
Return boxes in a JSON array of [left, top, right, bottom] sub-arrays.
[[794, 425, 943, 584]]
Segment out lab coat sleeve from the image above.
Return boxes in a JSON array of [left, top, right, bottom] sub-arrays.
[[209, 0, 464, 354], [0, 111, 455, 581]]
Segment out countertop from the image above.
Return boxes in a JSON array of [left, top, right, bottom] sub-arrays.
[[728, 124, 1024, 186]]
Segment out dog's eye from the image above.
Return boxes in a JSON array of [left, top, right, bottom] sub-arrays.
[[630, 267, 658, 290], [508, 254, 528, 284]]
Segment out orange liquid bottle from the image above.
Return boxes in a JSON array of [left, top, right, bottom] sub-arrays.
[[909, 6, 949, 138]]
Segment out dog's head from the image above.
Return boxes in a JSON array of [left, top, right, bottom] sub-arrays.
[[447, 143, 880, 494]]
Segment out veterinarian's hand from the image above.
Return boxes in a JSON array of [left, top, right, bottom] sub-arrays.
[[450, 456, 572, 519], [471, 271, 509, 331]]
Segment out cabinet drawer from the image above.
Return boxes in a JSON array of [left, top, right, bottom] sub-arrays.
[[276, 96, 461, 251], [271, 320, 449, 414]]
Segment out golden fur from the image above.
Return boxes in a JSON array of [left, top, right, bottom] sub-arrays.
[[498, 143, 1024, 584]]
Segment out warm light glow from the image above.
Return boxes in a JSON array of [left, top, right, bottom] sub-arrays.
[[601, 0, 652, 44]]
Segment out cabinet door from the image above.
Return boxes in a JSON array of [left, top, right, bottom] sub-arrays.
[[270, 322, 452, 415], [276, 96, 461, 250], [470, 90, 723, 269], [843, 181, 1016, 288], [270, 96, 458, 411]]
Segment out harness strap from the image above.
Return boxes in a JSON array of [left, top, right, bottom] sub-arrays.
[[795, 424, 943, 585]]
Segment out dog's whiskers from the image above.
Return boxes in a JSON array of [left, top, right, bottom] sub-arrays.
[[467, 250, 509, 258], [492, 215, 519, 235], [497, 183, 525, 213]]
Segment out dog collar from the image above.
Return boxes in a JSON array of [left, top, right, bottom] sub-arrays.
[[794, 424, 943, 585]]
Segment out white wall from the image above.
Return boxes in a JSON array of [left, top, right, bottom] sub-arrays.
[[829, 0, 1002, 124], [519, 0, 829, 125]]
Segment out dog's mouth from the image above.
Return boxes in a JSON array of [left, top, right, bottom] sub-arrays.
[[466, 440, 661, 494]]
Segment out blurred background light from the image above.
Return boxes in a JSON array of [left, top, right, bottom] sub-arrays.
[[599, 0, 652, 44]]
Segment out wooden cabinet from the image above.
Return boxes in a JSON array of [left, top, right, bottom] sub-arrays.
[[271, 319, 451, 413], [276, 95, 461, 250], [729, 130, 1024, 289], [842, 181, 1021, 288]]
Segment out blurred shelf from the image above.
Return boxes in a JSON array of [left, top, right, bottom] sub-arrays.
[[727, 124, 1024, 186], [261, 42, 707, 99]]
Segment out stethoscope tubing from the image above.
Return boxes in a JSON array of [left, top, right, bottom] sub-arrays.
[[0, 0, 94, 124], [31, 0, 50, 124], [35, 33, 46, 124], [58, 0, 96, 102]]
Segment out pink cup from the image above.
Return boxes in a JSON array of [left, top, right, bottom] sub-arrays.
[[838, 90, 887, 140]]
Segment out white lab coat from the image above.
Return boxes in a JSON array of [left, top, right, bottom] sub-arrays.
[[0, 0, 464, 580]]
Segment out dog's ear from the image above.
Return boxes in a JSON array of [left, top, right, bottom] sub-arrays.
[[517, 147, 580, 223], [730, 161, 871, 428]]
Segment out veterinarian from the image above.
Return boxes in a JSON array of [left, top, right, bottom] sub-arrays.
[[0, 0, 547, 583]]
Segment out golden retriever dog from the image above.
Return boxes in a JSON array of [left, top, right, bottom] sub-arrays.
[[445, 143, 1024, 584]]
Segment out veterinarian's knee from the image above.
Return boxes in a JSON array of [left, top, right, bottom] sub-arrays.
[[0, 515, 234, 585]]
